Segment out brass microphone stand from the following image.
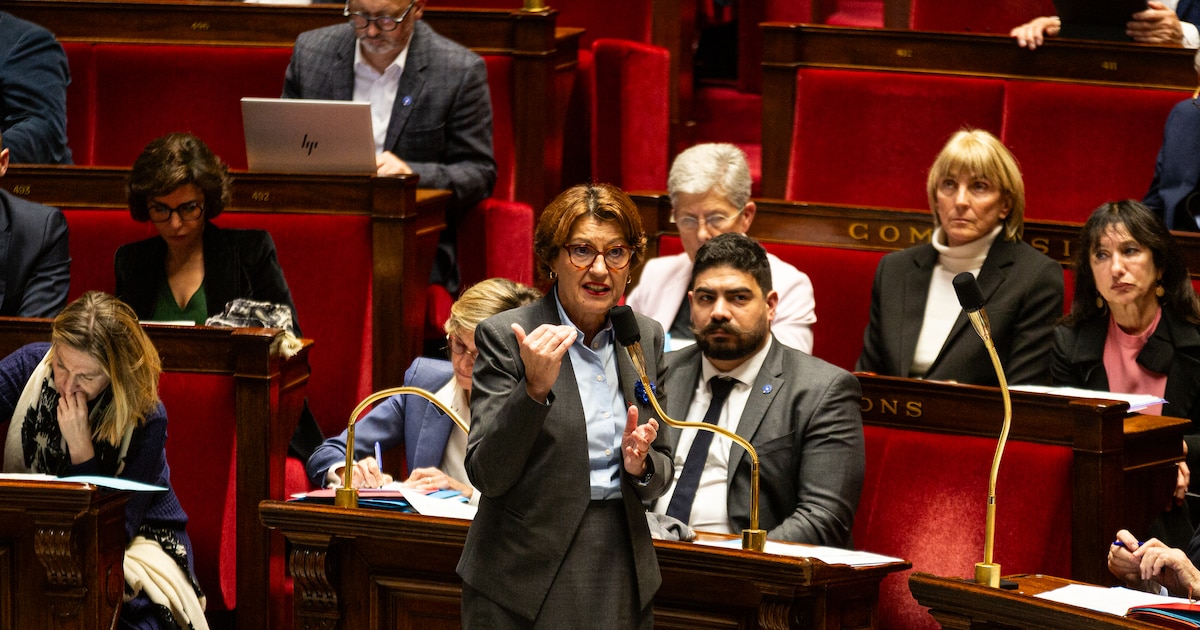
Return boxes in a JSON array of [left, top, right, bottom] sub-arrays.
[[335, 387, 467, 509]]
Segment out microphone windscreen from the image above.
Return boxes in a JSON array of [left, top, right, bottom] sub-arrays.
[[952, 272, 985, 312], [609, 305, 641, 346]]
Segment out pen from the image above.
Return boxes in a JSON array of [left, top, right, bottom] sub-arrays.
[[1112, 540, 1146, 548], [374, 441, 382, 471]]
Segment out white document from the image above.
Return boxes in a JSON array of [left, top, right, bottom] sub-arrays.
[[695, 538, 904, 567], [1010, 384, 1166, 412], [1035, 583, 1184, 616], [399, 488, 477, 521]]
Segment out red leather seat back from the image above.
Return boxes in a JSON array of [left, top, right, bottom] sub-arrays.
[[61, 209, 157, 300], [910, 0, 1054, 33], [61, 42, 95, 165], [591, 39, 670, 192], [785, 69, 1005, 209], [483, 55, 516, 202]]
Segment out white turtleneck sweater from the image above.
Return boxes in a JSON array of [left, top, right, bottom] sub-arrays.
[[909, 224, 1003, 377]]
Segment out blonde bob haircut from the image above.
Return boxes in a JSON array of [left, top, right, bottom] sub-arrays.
[[926, 129, 1026, 242], [50, 292, 162, 445], [533, 183, 647, 283], [444, 277, 542, 340]]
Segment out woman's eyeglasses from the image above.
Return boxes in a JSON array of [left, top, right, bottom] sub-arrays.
[[561, 243, 633, 270], [447, 335, 478, 360], [147, 200, 204, 223]]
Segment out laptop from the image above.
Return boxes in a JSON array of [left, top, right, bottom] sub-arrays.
[[241, 97, 377, 174], [1052, 0, 1148, 41]]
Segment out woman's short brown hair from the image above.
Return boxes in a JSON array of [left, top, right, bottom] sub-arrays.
[[532, 183, 647, 283], [127, 132, 230, 222]]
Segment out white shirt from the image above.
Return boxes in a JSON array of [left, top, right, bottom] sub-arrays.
[[436, 378, 480, 505], [353, 42, 411, 154], [652, 337, 773, 533], [1163, 0, 1200, 48]]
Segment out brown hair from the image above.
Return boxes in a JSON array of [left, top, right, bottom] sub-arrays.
[[533, 183, 647, 283], [127, 132, 230, 222], [926, 129, 1026, 241]]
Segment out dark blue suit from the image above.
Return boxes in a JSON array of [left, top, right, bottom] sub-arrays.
[[0, 11, 71, 165], [1145, 96, 1200, 232], [0, 190, 69, 317], [305, 357, 458, 488]]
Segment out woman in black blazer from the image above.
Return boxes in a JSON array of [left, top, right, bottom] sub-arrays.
[[856, 129, 1062, 386], [114, 132, 300, 333]]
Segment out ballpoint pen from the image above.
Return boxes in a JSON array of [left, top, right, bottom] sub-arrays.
[[375, 442, 382, 472]]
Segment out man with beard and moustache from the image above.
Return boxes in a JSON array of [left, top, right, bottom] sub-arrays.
[[649, 232, 864, 545], [283, 0, 495, 291]]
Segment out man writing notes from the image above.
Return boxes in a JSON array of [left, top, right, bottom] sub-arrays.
[[651, 233, 864, 545], [626, 143, 816, 352], [283, 0, 496, 289]]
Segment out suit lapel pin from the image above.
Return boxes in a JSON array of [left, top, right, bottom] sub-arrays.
[[761, 384, 772, 394], [401, 96, 413, 106]]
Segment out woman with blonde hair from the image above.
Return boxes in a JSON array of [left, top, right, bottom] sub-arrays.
[[305, 277, 542, 500], [0, 291, 207, 629], [857, 128, 1063, 385]]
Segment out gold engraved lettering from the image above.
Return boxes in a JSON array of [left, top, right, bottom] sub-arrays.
[[860, 398, 873, 413], [849, 223, 869, 241], [191, 22, 211, 31], [880, 399, 898, 415], [1101, 61, 1117, 71], [10, 185, 30, 196], [906, 401, 922, 417], [251, 191, 271, 202], [879, 225, 900, 243], [1030, 237, 1049, 255], [909, 226, 932, 243], [896, 49, 914, 58]]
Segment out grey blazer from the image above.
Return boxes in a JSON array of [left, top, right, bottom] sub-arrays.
[[856, 237, 1063, 386], [658, 338, 864, 546], [283, 20, 496, 212], [457, 293, 670, 621]]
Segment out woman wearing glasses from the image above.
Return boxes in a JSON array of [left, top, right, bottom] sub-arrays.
[[304, 277, 541, 500], [114, 132, 300, 331], [458, 183, 669, 628], [856, 129, 1063, 386]]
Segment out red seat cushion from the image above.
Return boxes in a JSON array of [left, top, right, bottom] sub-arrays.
[[785, 69, 1005, 209], [910, 0, 1054, 33], [482, 55, 515, 202], [591, 39, 670, 192], [89, 44, 292, 168], [1001, 81, 1181, 223], [61, 209, 157, 300], [61, 42, 95, 165], [855, 426, 1073, 629]]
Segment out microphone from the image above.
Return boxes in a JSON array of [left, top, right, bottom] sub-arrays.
[[609, 305, 767, 552], [951, 272, 1013, 588], [335, 387, 468, 509]]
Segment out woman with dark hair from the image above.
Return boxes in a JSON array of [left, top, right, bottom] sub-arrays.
[[0, 292, 207, 629], [457, 183, 669, 628], [1053, 199, 1200, 547], [115, 132, 299, 332]]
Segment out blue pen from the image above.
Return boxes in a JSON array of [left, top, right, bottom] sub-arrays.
[[374, 441, 382, 470], [1113, 540, 1146, 548]]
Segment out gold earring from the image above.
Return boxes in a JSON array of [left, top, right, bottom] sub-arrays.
[[1156, 283, 1166, 298], [549, 271, 557, 280], [1096, 295, 1106, 310]]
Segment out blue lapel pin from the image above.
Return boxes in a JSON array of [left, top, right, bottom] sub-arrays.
[[762, 384, 772, 394], [401, 96, 413, 106]]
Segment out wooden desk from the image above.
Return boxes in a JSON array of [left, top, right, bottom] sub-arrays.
[[259, 500, 911, 630], [0, 480, 128, 630], [758, 24, 1196, 199], [0, 319, 311, 630], [908, 572, 1162, 629]]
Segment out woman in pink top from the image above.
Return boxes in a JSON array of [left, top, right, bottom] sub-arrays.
[[1052, 199, 1200, 549]]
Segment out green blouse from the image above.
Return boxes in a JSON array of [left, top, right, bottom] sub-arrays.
[[151, 281, 208, 324]]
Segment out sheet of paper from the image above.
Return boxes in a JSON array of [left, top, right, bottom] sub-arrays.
[[1035, 583, 1184, 616], [400, 488, 476, 520], [694, 538, 904, 566], [1010, 384, 1166, 412], [0, 473, 166, 491]]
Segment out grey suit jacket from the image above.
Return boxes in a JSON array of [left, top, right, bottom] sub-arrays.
[[283, 20, 496, 212], [659, 338, 863, 546], [457, 293, 670, 621], [0, 190, 69, 317], [856, 237, 1062, 386]]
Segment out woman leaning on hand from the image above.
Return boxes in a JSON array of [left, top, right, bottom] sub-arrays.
[[856, 128, 1063, 386], [1052, 200, 1200, 548], [456, 183, 670, 628], [0, 292, 207, 629]]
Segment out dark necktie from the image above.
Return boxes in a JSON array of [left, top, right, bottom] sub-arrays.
[[666, 376, 736, 524], [668, 292, 694, 341]]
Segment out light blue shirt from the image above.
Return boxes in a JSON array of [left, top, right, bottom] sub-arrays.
[[554, 290, 625, 500]]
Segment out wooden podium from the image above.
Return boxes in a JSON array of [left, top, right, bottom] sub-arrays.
[[259, 500, 911, 630], [908, 572, 1164, 629], [0, 479, 128, 630]]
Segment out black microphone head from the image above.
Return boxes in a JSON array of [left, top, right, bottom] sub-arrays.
[[952, 272, 985, 312], [609, 305, 641, 347]]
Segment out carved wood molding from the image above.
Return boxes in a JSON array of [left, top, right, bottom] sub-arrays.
[[289, 535, 338, 630], [33, 523, 82, 588]]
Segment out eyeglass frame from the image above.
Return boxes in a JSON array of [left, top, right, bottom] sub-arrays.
[[343, 0, 418, 32], [447, 334, 478, 360], [672, 206, 746, 233], [147, 200, 205, 223], [560, 243, 634, 271]]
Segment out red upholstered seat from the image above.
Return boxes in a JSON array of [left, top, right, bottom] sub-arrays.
[[88, 44, 293, 168], [438, 0, 653, 47], [591, 39, 670, 191], [855, 426, 1073, 629], [1000, 82, 1180, 223], [785, 69, 1005, 209], [61, 42, 95, 165], [909, 0, 1054, 33], [159, 372, 238, 613], [483, 55, 516, 202], [61, 209, 157, 299]]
